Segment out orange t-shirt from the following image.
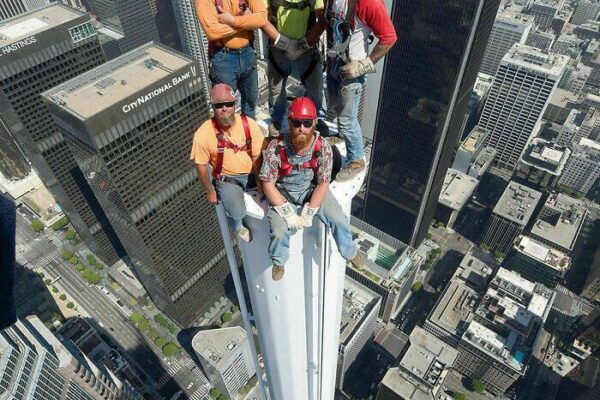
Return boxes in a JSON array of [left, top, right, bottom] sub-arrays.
[[195, 0, 267, 50], [190, 114, 266, 175]]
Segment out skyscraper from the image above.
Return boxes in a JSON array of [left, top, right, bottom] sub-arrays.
[[0, 3, 125, 265], [0, 316, 127, 400], [43, 43, 230, 327], [362, 0, 501, 247], [89, 0, 160, 53], [0, 0, 45, 21], [480, 44, 568, 172], [479, 11, 533, 76]]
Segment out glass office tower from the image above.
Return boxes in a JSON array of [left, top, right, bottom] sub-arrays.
[[362, 0, 501, 247]]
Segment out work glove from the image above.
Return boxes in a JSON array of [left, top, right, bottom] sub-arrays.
[[340, 57, 375, 80], [274, 202, 303, 230], [299, 204, 320, 228], [273, 34, 294, 52]]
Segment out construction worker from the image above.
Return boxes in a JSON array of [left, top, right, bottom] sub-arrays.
[[325, 0, 397, 181], [196, 0, 268, 118], [259, 0, 328, 137], [191, 84, 266, 242], [260, 97, 364, 280]]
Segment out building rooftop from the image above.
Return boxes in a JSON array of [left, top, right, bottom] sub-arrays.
[[492, 181, 542, 226], [427, 280, 478, 337], [514, 236, 571, 272], [454, 252, 493, 291], [530, 193, 587, 252], [340, 278, 381, 345], [462, 320, 526, 371], [438, 169, 479, 211], [491, 268, 554, 319], [461, 127, 488, 153], [580, 137, 600, 150], [381, 327, 458, 400], [492, 267, 535, 298], [548, 88, 580, 108], [43, 43, 194, 119], [502, 44, 568, 79], [520, 139, 571, 175], [0, 4, 81, 47], [192, 327, 248, 370]]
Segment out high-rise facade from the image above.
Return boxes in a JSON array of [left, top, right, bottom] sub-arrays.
[[0, 4, 125, 265], [479, 11, 533, 76], [558, 138, 600, 195], [43, 43, 230, 327], [0, 0, 45, 21], [527, 0, 561, 31], [571, 0, 600, 25], [363, 0, 501, 247], [479, 44, 568, 171], [171, 0, 210, 94], [0, 316, 126, 400], [90, 0, 160, 53]]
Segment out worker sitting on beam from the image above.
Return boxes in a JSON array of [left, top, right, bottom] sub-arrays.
[[191, 84, 266, 242], [259, 97, 364, 280]]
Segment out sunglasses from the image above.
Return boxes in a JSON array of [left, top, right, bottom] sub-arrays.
[[213, 101, 235, 109], [290, 119, 314, 128]]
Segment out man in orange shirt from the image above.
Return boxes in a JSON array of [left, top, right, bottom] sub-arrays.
[[196, 0, 267, 118], [191, 84, 266, 242]]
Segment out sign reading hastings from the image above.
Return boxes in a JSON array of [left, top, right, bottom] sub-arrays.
[[0, 36, 36, 57], [122, 69, 195, 113]]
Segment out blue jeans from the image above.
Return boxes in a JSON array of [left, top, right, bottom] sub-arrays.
[[214, 174, 252, 233], [327, 60, 365, 163], [269, 47, 325, 125], [210, 46, 258, 118], [268, 189, 357, 266]]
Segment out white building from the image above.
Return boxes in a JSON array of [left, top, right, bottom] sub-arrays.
[[0, 316, 126, 400], [558, 138, 600, 194], [571, 0, 600, 25], [479, 11, 533, 76], [0, 0, 46, 21], [479, 44, 568, 171], [171, 0, 210, 97], [192, 327, 256, 399]]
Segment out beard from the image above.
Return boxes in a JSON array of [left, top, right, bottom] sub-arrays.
[[216, 113, 235, 128], [291, 131, 313, 149]]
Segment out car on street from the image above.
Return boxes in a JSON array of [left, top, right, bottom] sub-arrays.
[[187, 382, 194, 389]]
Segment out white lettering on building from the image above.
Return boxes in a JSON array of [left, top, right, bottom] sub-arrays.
[[0, 36, 37, 57], [122, 70, 194, 113]]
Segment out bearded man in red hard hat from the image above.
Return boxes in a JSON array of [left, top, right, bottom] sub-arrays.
[[259, 97, 364, 281]]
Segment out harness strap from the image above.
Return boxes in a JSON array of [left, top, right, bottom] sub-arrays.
[[212, 114, 253, 178], [277, 135, 322, 178]]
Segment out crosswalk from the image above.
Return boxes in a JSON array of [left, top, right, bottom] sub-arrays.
[[185, 359, 196, 369], [189, 388, 209, 400], [29, 249, 60, 270], [154, 361, 182, 390]]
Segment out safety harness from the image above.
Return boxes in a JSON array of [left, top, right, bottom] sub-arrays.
[[209, 0, 253, 56], [276, 135, 323, 178], [325, 0, 359, 63], [268, 0, 319, 81], [212, 115, 252, 179]]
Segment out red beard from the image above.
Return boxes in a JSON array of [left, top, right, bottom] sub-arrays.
[[291, 131, 313, 149]]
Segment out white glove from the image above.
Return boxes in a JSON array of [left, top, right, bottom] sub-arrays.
[[340, 57, 375, 80], [274, 202, 303, 230], [299, 204, 319, 227]]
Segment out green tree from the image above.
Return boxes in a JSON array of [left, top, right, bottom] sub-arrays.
[[221, 312, 232, 323], [31, 219, 44, 233], [426, 232, 432, 240], [130, 312, 144, 324], [149, 329, 160, 340], [51, 216, 69, 231], [480, 244, 490, 252], [75, 264, 85, 272], [52, 286, 59, 293], [155, 337, 168, 348], [86, 254, 97, 265], [81, 269, 102, 284], [154, 313, 169, 327], [494, 250, 505, 260], [209, 388, 221, 398], [452, 392, 467, 400], [66, 302, 75, 309], [471, 378, 485, 394], [59, 294, 67, 301], [44, 278, 52, 285], [217, 395, 227, 400], [231, 305, 240, 313], [68, 256, 78, 265], [64, 229, 76, 240], [94, 264, 104, 271], [61, 251, 74, 260], [162, 343, 178, 357], [411, 281, 423, 292], [137, 319, 150, 331]]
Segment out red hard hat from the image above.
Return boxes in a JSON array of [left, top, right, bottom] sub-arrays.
[[288, 97, 317, 120]]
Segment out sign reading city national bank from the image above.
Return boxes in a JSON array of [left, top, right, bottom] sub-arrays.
[[0, 36, 37, 57], [122, 65, 198, 114]]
